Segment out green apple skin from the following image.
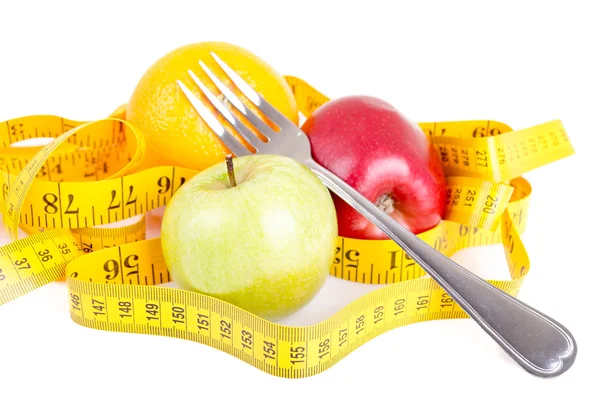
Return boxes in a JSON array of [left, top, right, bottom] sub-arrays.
[[161, 154, 338, 320]]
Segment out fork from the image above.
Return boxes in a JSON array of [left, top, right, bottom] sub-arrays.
[[176, 53, 577, 378]]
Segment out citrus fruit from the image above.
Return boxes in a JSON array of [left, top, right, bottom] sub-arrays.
[[126, 42, 298, 171]]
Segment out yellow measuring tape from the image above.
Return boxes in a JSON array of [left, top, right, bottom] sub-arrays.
[[0, 76, 574, 378]]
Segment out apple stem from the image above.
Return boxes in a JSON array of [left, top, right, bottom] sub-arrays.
[[375, 194, 395, 214], [225, 154, 237, 188]]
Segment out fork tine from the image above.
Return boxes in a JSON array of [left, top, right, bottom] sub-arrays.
[[188, 70, 264, 150], [176, 80, 251, 157], [211, 52, 294, 129], [198, 60, 276, 139]]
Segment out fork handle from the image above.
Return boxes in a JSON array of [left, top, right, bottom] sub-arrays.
[[305, 159, 577, 377]]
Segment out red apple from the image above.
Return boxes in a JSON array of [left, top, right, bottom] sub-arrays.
[[301, 95, 447, 240]]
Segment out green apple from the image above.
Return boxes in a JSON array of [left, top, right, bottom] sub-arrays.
[[161, 153, 338, 320]]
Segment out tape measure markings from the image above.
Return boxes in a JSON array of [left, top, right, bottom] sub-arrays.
[[66, 247, 511, 378], [0, 115, 124, 150], [444, 177, 514, 231], [0, 229, 79, 305], [3, 118, 148, 239], [1, 165, 197, 232]]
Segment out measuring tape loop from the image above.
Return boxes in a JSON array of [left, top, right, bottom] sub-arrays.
[[2, 117, 147, 240], [285, 76, 575, 182], [63, 204, 527, 378], [0, 75, 574, 378], [0, 228, 80, 305]]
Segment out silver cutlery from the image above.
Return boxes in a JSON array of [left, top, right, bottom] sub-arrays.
[[176, 53, 577, 377]]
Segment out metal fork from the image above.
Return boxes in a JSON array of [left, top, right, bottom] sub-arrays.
[[176, 53, 576, 377]]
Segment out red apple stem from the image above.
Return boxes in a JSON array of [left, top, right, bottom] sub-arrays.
[[225, 154, 237, 188]]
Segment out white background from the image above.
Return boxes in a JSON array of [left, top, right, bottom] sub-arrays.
[[0, 1, 598, 399]]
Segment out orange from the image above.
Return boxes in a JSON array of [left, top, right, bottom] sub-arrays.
[[126, 42, 298, 171]]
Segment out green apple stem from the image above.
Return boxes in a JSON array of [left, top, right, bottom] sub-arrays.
[[226, 154, 237, 188]]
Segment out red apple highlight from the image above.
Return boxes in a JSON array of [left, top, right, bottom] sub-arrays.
[[302, 95, 447, 240]]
